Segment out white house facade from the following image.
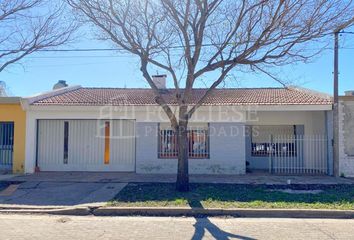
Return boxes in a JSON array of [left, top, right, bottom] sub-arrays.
[[21, 83, 334, 175]]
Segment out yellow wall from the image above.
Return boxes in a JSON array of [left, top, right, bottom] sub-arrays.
[[0, 103, 26, 173]]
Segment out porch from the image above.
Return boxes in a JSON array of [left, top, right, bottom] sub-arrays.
[[246, 120, 333, 175]]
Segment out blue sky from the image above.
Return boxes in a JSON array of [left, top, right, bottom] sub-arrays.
[[1, 28, 353, 97]]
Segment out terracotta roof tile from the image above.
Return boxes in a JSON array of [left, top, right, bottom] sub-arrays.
[[31, 87, 332, 106]]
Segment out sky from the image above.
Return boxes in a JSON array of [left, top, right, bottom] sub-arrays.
[[1, 28, 353, 97]]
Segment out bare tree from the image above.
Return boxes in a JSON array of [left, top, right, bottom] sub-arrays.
[[67, 0, 353, 191], [0, 81, 7, 96], [0, 0, 75, 73]]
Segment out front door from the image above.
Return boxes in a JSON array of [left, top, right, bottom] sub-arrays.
[[0, 122, 14, 171]]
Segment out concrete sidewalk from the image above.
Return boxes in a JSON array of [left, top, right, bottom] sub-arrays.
[[5, 172, 354, 185], [0, 181, 126, 207], [0, 174, 18, 181]]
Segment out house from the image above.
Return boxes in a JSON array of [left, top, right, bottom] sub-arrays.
[[17, 76, 339, 176], [0, 97, 26, 173]]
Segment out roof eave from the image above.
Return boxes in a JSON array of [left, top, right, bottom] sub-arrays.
[[0, 97, 22, 104]]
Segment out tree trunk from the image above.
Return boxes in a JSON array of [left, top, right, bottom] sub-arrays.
[[176, 107, 189, 192]]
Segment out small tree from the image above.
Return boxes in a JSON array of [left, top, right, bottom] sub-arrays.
[[0, 81, 7, 96], [0, 0, 75, 73], [67, 0, 353, 191]]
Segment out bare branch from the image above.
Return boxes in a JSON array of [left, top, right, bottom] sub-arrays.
[[0, 0, 76, 73], [67, 0, 354, 121]]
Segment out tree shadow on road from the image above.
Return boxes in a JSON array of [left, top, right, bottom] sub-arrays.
[[189, 200, 256, 240], [191, 218, 256, 240]]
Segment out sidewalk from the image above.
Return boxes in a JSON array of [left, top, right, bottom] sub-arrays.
[[0, 181, 127, 207], [0, 174, 18, 182], [5, 172, 354, 185]]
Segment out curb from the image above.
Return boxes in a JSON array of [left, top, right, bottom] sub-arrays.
[[0, 207, 91, 216], [92, 207, 354, 219], [1, 206, 354, 219]]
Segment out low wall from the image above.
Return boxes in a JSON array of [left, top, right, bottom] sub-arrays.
[[339, 97, 354, 177]]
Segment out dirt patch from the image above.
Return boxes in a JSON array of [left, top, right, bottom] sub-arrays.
[[270, 189, 323, 194], [0, 184, 20, 196]]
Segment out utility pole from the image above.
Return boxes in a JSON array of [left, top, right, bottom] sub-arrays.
[[333, 31, 339, 177], [332, 17, 354, 177]]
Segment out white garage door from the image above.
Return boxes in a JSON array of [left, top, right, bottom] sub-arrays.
[[37, 120, 135, 172]]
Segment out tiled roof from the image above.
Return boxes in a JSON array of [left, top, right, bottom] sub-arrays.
[[31, 87, 332, 106]]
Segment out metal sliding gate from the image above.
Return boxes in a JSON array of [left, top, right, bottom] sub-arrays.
[[37, 120, 136, 172], [269, 135, 329, 175], [0, 122, 14, 170]]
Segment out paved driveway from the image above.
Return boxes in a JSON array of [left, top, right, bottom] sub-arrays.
[[0, 181, 126, 207]]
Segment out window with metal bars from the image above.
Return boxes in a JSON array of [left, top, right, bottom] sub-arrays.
[[251, 125, 297, 157], [0, 122, 14, 146], [158, 126, 209, 159]]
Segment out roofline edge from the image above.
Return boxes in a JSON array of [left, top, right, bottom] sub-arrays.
[[0, 97, 22, 104], [288, 86, 332, 99], [22, 85, 82, 109]]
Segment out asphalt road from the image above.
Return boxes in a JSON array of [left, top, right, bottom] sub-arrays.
[[1, 214, 354, 240]]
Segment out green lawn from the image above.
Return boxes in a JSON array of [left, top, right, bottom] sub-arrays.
[[109, 183, 354, 210]]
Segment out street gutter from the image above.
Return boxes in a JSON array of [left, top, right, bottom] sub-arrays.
[[0, 206, 353, 219]]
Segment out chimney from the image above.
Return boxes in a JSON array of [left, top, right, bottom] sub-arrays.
[[53, 80, 68, 90], [345, 90, 354, 96], [152, 75, 166, 89]]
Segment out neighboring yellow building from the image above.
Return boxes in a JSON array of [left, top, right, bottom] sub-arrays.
[[0, 97, 26, 173]]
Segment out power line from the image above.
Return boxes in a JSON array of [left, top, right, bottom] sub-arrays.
[[3, 44, 354, 55], [19, 46, 354, 59], [0, 31, 351, 55], [340, 31, 354, 34], [27, 61, 120, 68], [26, 55, 135, 59], [0, 31, 347, 53], [0, 48, 121, 52]]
